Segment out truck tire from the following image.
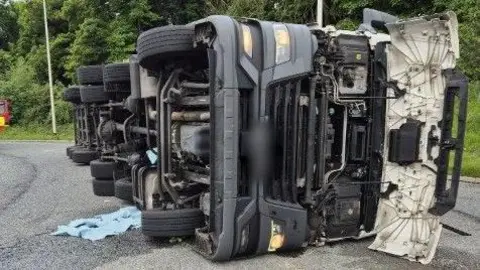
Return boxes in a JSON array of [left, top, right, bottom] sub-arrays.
[[114, 178, 133, 202], [63, 86, 81, 103], [67, 145, 83, 158], [90, 159, 116, 179], [71, 149, 99, 164], [80, 85, 109, 103], [136, 25, 196, 71], [77, 65, 104, 85], [142, 208, 205, 237], [103, 63, 131, 93], [92, 179, 114, 196]]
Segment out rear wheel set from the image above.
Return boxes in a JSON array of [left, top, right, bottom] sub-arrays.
[[90, 159, 115, 196], [103, 63, 131, 100], [71, 149, 99, 164], [63, 86, 84, 159], [90, 161, 134, 201], [114, 178, 133, 202], [65, 65, 107, 163]]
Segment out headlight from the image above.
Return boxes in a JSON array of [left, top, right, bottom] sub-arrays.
[[273, 23, 290, 64], [242, 24, 253, 58]]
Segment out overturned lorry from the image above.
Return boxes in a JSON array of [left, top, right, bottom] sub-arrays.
[[92, 10, 467, 264]]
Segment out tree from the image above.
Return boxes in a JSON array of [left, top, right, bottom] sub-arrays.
[[14, 0, 65, 56], [0, 0, 18, 50], [0, 0, 478, 126], [60, 0, 94, 32], [106, 0, 160, 61], [149, 0, 207, 25], [65, 18, 109, 81]]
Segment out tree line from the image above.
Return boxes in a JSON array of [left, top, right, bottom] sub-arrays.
[[0, 0, 477, 125]]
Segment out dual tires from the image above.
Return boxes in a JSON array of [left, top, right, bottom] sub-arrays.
[[92, 178, 114, 196], [90, 159, 115, 179], [63, 86, 82, 104], [114, 178, 133, 201], [71, 149, 99, 164], [90, 160, 132, 202], [76, 65, 109, 103], [103, 63, 131, 94], [90, 159, 115, 197], [66, 145, 84, 158], [77, 65, 103, 85], [80, 85, 109, 103], [76, 63, 131, 101], [92, 177, 133, 201]]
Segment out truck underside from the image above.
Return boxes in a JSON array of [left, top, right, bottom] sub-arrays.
[[78, 10, 467, 264]]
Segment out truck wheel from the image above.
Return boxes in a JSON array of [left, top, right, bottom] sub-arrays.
[[114, 178, 133, 202], [77, 65, 104, 85], [67, 145, 83, 158], [71, 149, 98, 164], [63, 86, 81, 104], [142, 208, 205, 237], [136, 25, 196, 71], [80, 85, 109, 103], [103, 63, 131, 93], [90, 159, 116, 179], [92, 179, 114, 196]]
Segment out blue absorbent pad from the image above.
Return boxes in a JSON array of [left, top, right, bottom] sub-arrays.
[[146, 147, 158, 164], [51, 206, 141, 241]]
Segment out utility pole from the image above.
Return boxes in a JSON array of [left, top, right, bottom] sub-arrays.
[[42, 0, 57, 134], [317, 0, 323, 27]]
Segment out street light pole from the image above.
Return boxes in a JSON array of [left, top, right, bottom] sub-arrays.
[[42, 0, 57, 134], [317, 0, 323, 27]]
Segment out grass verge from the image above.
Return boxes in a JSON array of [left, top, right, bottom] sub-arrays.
[[460, 80, 480, 177], [0, 124, 74, 141]]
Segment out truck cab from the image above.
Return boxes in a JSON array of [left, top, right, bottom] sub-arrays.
[[175, 11, 465, 263], [127, 10, 467, 264]]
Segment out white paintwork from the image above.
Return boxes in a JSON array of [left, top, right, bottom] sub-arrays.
[[369, 12, 459, 264], [140, 66, 159, 98], [143, 171, 160, 210]]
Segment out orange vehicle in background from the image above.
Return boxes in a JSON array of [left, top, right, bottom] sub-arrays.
[[0, 99, 11, 132]]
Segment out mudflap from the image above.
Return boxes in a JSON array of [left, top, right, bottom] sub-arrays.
[[369, 12, 467, 264]]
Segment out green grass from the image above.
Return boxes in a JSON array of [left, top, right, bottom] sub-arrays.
[[460, 80, 480, 177], [0, 123, 74, 141]]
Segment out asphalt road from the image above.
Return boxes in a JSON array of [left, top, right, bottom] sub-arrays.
[[0, 141, 478, 270]]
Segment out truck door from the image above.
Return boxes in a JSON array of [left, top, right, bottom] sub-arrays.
[[369, 12, 468, 264]]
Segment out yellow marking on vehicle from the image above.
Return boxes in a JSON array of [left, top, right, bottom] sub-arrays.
[[268, 220, 285, 252]]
